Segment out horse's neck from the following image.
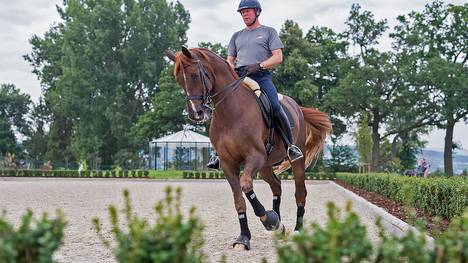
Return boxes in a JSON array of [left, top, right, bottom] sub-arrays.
[[212, 80, 257, 125]]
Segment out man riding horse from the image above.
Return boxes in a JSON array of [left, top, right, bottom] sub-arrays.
[[165, 0, 332, 250], [206, 0, 303, 169]]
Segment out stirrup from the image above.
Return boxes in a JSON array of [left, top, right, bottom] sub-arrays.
[[287, 145, 303, 162], [207, 156, 220, 169]]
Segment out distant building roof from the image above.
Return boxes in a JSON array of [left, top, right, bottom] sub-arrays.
[[152, 130, 211, 144]]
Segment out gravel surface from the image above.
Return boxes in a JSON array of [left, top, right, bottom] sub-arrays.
[[0, 178, 383, 263]]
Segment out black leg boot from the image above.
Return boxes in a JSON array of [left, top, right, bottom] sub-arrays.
[[275, 108, 303, 162], [206, 155, 220, 169]]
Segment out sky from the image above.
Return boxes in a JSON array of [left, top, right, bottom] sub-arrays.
[[0, 0, 466, 151]]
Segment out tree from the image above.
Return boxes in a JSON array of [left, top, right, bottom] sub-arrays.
[[22, 98, 49, 167], [133, 66, 186, 141], [275, 20, 350, 139], [325, 4, 437, 172], [391, 1, 468, 175], [355, 112, 372, 164], [198, 42, 227, 58], [325, 144, 357, 172], [25, 0, 191, 167], [0, 84, 31, 155]]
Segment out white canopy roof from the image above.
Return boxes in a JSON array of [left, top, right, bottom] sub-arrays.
[[152, 130, 211, 144]]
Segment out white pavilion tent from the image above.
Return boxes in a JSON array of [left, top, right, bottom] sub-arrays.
[[149, 129, 214, 170]]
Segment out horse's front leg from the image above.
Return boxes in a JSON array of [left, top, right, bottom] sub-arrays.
[[241, 156, 281, 233], [223, 163, 252, 250]]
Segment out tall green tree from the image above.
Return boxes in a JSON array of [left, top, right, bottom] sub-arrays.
[[22, 98, 50, 167], [355, 112, 372, 164], [325, 4, 393, 171], [326, 4, 437, 171], [133, 66, 186, 141], [391, 1, 468, 175], [25, 0, 190, 167], [275, 20, 350, 139], [0, 84, 31, 155]]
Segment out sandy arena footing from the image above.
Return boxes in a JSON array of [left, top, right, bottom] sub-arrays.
[[1, 178, 395, 263]]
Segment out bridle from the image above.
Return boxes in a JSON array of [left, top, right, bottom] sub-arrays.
[[181, 51, 246, 113]]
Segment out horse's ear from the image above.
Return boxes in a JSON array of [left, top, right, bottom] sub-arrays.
[[181, 46, 193, 59], [165, 50, 176, 62]]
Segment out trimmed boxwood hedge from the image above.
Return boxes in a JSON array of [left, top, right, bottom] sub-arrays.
[[0, 169, 150, 179], [336, 172, 468, 220]]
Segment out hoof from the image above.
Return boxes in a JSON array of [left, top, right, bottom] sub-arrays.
[[275, 223, 286, 236], [261, 210, 280, 231], [293, 230, 301, 235], [233, 235, 250, 250]]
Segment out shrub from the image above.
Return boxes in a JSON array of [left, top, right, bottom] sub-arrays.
[[0, 209, 66, 263], [276, 202, 373, 262], [93, 187, 205, 263], [337, 173, 467, 220], [275, 202, 468, 263]]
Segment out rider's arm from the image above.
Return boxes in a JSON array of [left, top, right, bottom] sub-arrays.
[[227, 56, 236, 69], [260, 49, 283, 69]]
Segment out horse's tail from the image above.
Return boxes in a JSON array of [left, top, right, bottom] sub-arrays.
[[273, 107, 332, 175]]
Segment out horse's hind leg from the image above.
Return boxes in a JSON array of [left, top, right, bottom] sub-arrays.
[[291, 158, 307, 231], [259, 167, 282, 220]]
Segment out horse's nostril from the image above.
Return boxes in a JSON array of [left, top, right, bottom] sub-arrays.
[[197, 110, 204, 116]]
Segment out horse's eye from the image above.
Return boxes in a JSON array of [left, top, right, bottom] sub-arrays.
[[190, 74, 198, 80]]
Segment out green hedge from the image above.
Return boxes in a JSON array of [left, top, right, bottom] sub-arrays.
[[336, 173, 468, 220], [0, 169, 150, 179]]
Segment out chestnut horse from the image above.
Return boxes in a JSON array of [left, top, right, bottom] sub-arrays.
[[166, 47, 331, 250]]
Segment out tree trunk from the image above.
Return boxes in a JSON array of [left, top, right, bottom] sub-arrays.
[[444, 120, 455, 176], [371, 109, 381, 172]]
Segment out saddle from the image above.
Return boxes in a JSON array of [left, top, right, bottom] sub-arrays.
[[243, 77, 295, 155]]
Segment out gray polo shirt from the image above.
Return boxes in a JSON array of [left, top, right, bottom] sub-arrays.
[[227, 25, 284, 68]]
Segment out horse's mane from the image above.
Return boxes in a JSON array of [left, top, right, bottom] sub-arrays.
[[174, 48, 238, 79]]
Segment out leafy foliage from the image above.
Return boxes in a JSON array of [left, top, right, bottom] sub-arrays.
[[276, 202, 373, 262], [25, 0, 191, 167], [0, 84, 31, 156], [93, 187, 205, 263], [324, 144, 357, 172], [337, 173, 468, 220], [277, 201, 467, 263], [391, 1, 468, 175], [0, 210, 66, 263]]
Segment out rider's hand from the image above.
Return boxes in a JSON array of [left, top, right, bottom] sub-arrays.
[[245, 63, 262, 75]]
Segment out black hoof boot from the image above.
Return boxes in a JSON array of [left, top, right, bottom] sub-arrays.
[[294, 217, 304, 232], [233, 234, 251, 250], [206, 156, 220, 169], [261, 210, 281, 231]]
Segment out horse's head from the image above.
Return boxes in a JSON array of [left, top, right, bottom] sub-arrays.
[[166, 47, 214, 123]]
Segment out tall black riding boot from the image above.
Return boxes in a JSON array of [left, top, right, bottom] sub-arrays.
[[275, 108, 303, 162]]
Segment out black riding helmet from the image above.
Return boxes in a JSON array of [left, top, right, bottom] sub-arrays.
[[238, 0, 262, 14], [237, 0, 262, 26]]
